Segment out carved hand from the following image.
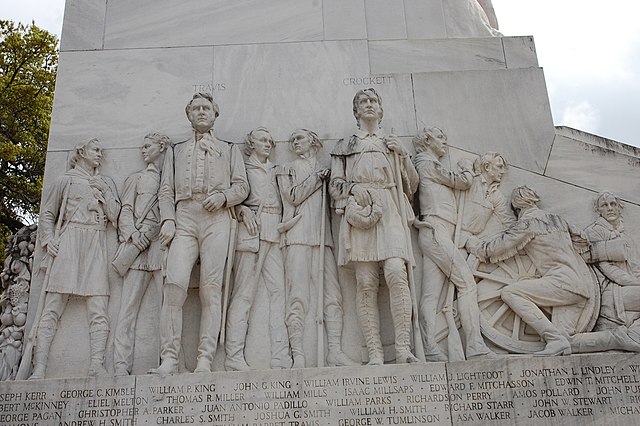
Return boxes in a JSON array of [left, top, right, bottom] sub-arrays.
[[457, 158, 474, 172], [159, 221, 176, 247], [243, 210, 260, 236], [131, 231, 150, 251], [465, 236, 485, 260], [351, 185, 371, 207], [46, 239, 60, 257], [316, 168, 331, 181], [385, 134, 407, 157], [202, 193, 226, 212]]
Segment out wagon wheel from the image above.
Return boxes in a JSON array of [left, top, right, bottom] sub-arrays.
[[473, 253, 600, 354]]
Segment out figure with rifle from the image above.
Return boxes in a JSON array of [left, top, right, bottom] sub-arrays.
[[330, 88, 421, 365], [224, 127, 290, 371], [277, 128, 358, 368], [412, 127, 496, 361], [25, 138, 120, 379], [112, 132, 169, 376], [152, 93, 249, 374]]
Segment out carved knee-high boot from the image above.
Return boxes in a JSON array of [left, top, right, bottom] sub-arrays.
[[389, 283, 419, 364], [356, 288, 383, 365], [29, 321, 57, 380], [150, 304, 182, 375], [570, 327, 640, 353], [325, 315, 359, 366], [288, 325, 305, 368], [88, 326, 110, 377], [195, 284, 222, 373]]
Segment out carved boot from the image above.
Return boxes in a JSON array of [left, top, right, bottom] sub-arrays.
[[29, 322, 57, 380], [389, 283, 419, 364], [288, 326, 306, 369], [149, 305, 181, 375], [325, 319, 359, 366], [194, 285, 221, 373], [529, 318, 571, 357], [88, 327, 110, 377], [570, 327, 640, 353], [357, 289, 384, 365]]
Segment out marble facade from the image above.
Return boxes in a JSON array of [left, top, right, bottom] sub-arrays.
[[2, 0, 640, 425]]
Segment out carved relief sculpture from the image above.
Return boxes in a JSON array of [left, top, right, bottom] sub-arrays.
[[152, 93, 249, 374], [26, 139, 121, 379], [571, 192, 640, 353], [276, 129, 358, 368], [466, 186, 594, 356], [224, 127, 290, 371], [444, 0, 502, 37], [0, 225, 36, 381], [412, 128, 496, 361], [112, 133, 169, 376], [330, 88, 420, 365]]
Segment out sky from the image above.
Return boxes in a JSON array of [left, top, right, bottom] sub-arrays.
[[2, 0, 639, 146]]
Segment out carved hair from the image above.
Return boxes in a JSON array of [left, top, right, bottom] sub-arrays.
[[352, 88, 384, 123], [244, 127, 275, 156], [413, 127, 445, 153], [144, 132, 170, 151], [511, 185, 540, 210], [288, 128, 323, 153], [184, 92, 220, 118], [69, 138, 101, 169], [594, 191, 623, 212], [474, 152, 508, 175]]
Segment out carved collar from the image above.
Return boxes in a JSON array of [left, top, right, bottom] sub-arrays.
[[595, 216, 625, 236], [354, 128, 385, 140]]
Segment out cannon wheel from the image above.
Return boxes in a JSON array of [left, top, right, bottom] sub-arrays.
[[473, 253, 600, 354]]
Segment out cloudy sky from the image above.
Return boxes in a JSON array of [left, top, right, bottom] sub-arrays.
[[3, 0, 639, 146]]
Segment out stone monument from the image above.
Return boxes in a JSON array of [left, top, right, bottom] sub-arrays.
[[1, 1, 640, 425]]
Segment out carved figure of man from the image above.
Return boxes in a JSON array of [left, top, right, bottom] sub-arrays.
[[330, 88, 420, 365], [467, 186, 592, 356], [224, 127, 290, 371], [113, 132, 169, 376], [570, 192, 640, 353], [458, 152, 515, 248], [412, 128, 495, 361], [30, 139, 120, 379], [153, 93, 249, 374], [277, 129, 358, 368]]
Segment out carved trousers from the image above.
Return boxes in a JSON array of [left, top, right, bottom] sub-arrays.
[[113, 269, 162, 373], [284, 245, 345, 359], [417, 220, 490, 357], [161, 201, 231, 366], [353, 258, 413, 360], [501, 279, 586, 337], [35, 293, 109, 367], [226, 241, 290, 368]]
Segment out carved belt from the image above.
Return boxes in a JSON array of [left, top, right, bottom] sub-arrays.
[[65, 222, 106, 231], [249, 206, 281, 214]]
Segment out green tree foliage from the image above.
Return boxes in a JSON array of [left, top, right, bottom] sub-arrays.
[[0, 21, 58, 259]]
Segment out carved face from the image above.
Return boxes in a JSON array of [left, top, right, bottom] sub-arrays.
[[82, 141, 103, 168], [429, 130, 448, 158], [141, 138, 163, 165], [485, 156, 506, 183], [597, 195, 622, 224], [354, 93, 382, 122], [187, 97, 216, 133], [290, 131, 312, 157], [250, 130, 273, 160]]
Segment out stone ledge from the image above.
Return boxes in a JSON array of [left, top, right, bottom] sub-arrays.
[[2, 353, 639, 425]]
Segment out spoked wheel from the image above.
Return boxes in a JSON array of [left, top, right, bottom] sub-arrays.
[[473, 253, 600, 354]]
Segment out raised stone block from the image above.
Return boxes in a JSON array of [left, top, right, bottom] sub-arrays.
[[103, 0, 324, 49], [364, 0, 408, 41], [59, 0, 106, 51], [369, 38, 506, 75], [323, 0, 367, 41], [404, 0, 447, 40], [413, 68, 555, 173], [503, 36, 539, 69]]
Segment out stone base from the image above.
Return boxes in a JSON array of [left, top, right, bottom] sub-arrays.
[[2, 353, 640, 425]]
